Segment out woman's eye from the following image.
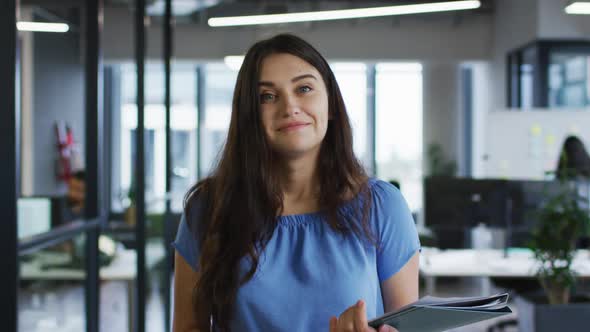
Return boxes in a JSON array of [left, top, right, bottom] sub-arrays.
[[260, 93, 276, 103], [298, 85, 312, 93]]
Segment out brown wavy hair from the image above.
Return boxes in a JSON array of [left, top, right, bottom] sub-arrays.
[[183, 34, 373, 331]]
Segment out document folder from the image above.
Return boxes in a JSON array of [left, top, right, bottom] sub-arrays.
[[368, 293, 512, 332]]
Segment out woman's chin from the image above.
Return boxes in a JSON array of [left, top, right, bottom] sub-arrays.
[[274, 145, 319, 160]]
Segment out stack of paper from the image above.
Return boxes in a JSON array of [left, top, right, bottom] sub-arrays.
[[369, 293, 512, 332]]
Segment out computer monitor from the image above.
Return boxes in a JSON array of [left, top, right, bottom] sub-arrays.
[[17, 196, 68, 239], [17, 197, 52, 239], [425, 177, 509, 228], [424, 177, 568, 249], [424, 177, 510, 248]]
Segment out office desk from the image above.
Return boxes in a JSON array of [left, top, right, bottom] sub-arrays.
[[20, 243, 165, 332], [419, 248, 590, 295]]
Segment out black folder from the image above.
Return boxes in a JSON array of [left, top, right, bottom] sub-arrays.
[[369, 293, 512, 332]]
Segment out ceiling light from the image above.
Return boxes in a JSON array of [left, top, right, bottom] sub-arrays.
[[565, 1, 590, 14], [147, 0, 221, 16], [209, 0, 481, 27], [17, 21, 69, 33]]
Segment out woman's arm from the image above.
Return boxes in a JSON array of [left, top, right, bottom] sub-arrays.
[[173, 252, 202, 332], [380, 251, 420, 312]]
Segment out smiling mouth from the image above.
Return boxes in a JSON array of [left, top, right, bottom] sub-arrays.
[[279, 123, 310, 132]]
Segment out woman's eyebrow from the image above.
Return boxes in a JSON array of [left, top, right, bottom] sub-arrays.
[[291, 74, 317, 83], [258, 74, 317, 87]]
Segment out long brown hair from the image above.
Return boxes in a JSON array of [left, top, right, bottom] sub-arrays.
[[183, 34, 373, 331], [556, 136, 590, 179]]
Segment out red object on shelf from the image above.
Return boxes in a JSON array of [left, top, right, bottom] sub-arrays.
[[55, 121, 73, 181]]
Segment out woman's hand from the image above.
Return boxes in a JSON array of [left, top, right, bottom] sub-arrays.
[[329, 300, 398, 332]]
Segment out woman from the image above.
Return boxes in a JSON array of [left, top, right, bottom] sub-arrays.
[[172, 34, 420, 332], [556, 135, 590, 179]]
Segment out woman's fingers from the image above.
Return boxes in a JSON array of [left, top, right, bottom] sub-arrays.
[[329, 316, 338, 332], [377, 325, 398, 332], [329, 299, 378, 332], [339, 304, 356, 330], [353, 300, 369, 332]]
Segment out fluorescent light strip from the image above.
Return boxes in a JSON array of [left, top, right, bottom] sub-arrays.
[[17, 21, 70, 32], [565, 2, 590, 14], [209, 0, 481, 27]]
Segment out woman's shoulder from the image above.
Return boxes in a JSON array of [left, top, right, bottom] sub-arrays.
[[364, 178, 412, 220], [367, 178, 403, 201]]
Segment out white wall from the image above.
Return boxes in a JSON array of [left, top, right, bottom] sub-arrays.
[[483, 109, 590, 179], [19, 8, 34, 196], [32, 27, 85, 196], [422, 62, 462, 175], [537, 0, 590, 39]]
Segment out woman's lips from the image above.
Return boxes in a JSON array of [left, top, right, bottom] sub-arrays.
[[279, 123, 309, 132]]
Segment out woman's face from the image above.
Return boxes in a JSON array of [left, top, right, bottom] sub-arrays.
[[258, 53, 329, 159]]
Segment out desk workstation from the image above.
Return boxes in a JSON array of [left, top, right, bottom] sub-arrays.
[[421, 176, 590, 297], [419, 248, 590, 295], [423, 178, 570, 248]]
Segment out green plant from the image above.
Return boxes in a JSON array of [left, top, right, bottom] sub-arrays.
[[427, 143, 457, 177], [127, 173, 136, 206], [146, 213, 165, 238], [529, 178, 590, 304]]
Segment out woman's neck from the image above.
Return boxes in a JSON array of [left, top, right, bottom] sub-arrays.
[[278, 152, 320, 211]]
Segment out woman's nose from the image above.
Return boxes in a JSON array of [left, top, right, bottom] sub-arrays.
[[281, 94, 301, 116]]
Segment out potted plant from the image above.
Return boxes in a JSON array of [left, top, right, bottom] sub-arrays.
[[426, 143, 457, 177], [516, 173, 590, 332]]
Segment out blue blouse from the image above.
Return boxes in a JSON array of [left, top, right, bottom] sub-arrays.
[[172, 179, 420, 331]]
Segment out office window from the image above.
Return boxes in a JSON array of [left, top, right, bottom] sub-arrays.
[[110, 63, 198, 213], [548, 53, 590, 108], [507, 40, 590, 108], [200, 63, 238, 177], [128, 128, 156, 196], [375, 63, 423, 211], [331, 63, 369, 168], [169, 64, 199, 212], [520, 48, 535, 109]]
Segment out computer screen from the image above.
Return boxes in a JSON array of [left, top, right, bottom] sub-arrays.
[[425, 177, 509, 229], [424, 177, 567, 248], [424, 177, 510, 249], [17, 197, 52, 239]]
